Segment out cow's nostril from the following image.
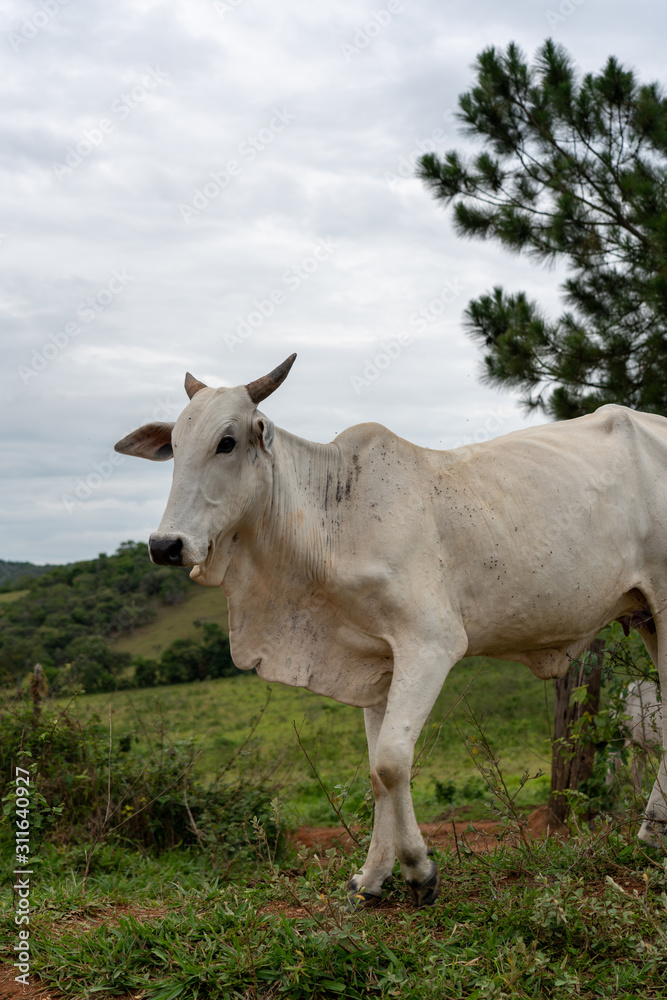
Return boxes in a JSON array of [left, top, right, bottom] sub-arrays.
[[149, 536, 184, 566]]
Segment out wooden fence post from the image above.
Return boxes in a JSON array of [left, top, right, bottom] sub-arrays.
[[547, 639, 605, 828]]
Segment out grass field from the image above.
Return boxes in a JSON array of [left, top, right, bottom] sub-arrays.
[[111, 583, 229, 658], [70, 652, 553, 828], [0, 588, 28, 604]]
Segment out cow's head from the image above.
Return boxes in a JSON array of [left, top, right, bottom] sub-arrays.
[[114, 353, 296, 584]]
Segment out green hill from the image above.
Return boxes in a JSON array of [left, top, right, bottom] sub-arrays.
[[111, 584, 229, 659], [0, 558, 58, 589], [0, 541, 195, 686]]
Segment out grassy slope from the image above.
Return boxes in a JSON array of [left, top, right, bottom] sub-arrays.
[[71, 653, 553, 827], [111, 583, 229, 658], [0, 589, 28, 604]]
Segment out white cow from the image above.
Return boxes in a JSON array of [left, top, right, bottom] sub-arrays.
[[611, 680, 663, 791], [115, 354, 667, 907]]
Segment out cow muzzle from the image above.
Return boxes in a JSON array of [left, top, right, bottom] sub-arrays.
[[149, 535, 186, 566], [149, 529, 211, 568]]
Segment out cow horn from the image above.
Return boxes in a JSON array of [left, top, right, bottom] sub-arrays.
[[246, 353, 297, 404], [184, 372, 208, 399]]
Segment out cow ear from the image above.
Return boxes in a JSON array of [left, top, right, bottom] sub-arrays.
[[114, 422, 175, 461], [252, 414, 274, 455]]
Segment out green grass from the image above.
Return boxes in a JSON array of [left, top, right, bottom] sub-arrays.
[[0, 588, 28, 604], [111, 584, 229, 659], [2, 833, 666, 999], [68, 654, 553, 828]]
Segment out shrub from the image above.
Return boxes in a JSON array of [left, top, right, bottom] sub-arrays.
[[0, 697, 281, 866], [132, 621, 238, 688]]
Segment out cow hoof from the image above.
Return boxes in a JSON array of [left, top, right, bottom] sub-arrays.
[[406, 861, 441, 908], [639, 817, 667, 848], [346, 889, 382, 911], [346, 874, 385, 910]]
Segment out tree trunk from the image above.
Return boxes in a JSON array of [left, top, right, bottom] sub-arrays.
[[547, 639, 604, 828]]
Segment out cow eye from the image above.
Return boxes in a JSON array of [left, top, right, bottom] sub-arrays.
[[216, 436, 236, 454]]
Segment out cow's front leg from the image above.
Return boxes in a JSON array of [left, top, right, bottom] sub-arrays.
[[347, 701, 395, 906], [373, 641, 464, 907]]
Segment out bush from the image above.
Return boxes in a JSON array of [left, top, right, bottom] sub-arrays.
[[158, 638, 203, 685], [133, 656, 159, 688], [0, 698, 281, 865], [132, 621, 238, 688], [0, 541, 191, 688]]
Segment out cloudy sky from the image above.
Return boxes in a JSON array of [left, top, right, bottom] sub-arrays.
[[1, 0, 664, 566]]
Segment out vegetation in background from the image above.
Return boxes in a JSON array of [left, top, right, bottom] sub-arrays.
[[0, 626, 664, 997], [0, 697, 281, 869], [134, 621, 238, 688], [0, 705, 665, 998], [419, 39, 667, 419], [67, 654, 554, 828], [0, 558, 58, 590], [0, 541, 225, 693], [112, 583, 229, 659]]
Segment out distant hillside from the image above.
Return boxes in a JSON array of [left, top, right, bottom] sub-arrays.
[[0, 541, 196, 685], [0, 558, 59, 589]]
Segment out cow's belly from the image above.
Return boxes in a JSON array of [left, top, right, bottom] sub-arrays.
[[461, 575, 649, 678]]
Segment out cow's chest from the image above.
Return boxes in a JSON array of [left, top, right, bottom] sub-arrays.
[[227, 584, 395, 708]]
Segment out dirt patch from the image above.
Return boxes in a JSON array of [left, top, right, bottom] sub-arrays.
[[0, 964, 57, 1000], [291, 806, 554, 856], [57, 904, 167, 935], [0, 963, 144, 1000]]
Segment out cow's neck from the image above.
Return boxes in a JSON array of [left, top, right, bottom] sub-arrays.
[[225, 427, 342, 592]]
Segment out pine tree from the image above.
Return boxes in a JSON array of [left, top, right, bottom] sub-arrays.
[[418, 39, 667, 419]]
